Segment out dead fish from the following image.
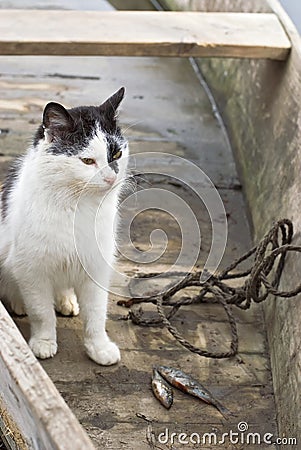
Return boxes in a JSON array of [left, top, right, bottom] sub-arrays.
[[156, 366, 231, 419], [151, 368, 173, 409]]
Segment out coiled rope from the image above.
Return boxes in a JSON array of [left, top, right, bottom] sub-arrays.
[[118, 219, 301, 358]]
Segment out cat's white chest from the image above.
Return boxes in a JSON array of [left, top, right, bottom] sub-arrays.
[[74, 193, 118, 256]]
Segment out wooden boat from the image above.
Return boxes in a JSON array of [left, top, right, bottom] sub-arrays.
[[0, 0, 299, 448]]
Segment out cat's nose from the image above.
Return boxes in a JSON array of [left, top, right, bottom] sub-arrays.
[[104, 174, 116, 185]]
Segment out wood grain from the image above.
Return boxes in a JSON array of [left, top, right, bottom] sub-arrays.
[[0, 302, 94, 450], [0, 10, 291, 59]]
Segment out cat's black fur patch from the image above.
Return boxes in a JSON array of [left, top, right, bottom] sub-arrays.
[[34, 87, 126, 167], [106, 135, 122, 174], [35, 106, 102, 155], [2, 156, 23, 220]]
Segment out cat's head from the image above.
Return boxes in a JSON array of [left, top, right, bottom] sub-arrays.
[[34, 87, 128, 193]]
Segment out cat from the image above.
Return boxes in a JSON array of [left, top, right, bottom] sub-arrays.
[[0, 87, 128, 365]]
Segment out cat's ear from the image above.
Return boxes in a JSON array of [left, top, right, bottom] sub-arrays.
[[43, 102, 73, 139], [100, 87, 125, 118]]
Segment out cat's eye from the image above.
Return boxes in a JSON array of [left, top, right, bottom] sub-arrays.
[[81, 158, 95, 165], [113, 150, 122, 160]]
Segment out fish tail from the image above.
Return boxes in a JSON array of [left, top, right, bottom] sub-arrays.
[[216, 402, 231, 419]]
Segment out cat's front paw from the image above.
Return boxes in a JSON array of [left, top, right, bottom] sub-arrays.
[[10, 299, 26, 316], [85, 339, 120, 365], [29, 338, 57, 359], [55, 290, 79, 316]]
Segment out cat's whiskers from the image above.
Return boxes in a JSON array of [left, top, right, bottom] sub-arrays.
[[122, 119, 144, 136], [122, 178, 138, 195], [63, 180, 116, 203], [126, 173, 152, 188], [61, 181, 93, 202], [120, 174, 152, 210]]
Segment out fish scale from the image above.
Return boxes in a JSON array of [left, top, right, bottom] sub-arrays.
[[151, 368, 173, 409]]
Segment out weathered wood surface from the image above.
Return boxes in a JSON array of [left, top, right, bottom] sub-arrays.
[[0, 10, 291, 59], [0, 49, 277, 448], [162, 0, 301, 445], [0, 302, 94, 450]]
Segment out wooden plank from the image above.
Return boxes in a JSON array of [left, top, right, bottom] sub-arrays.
[[0, 10, 291, 60], [0, 302, 94, 450]]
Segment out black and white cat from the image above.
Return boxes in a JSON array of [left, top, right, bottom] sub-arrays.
[[0, 87, 128, 365]]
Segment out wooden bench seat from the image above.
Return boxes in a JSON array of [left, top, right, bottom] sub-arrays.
[[0, 10, 291, 60]]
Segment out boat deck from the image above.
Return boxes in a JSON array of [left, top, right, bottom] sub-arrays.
[[0, 1, 277, 449]]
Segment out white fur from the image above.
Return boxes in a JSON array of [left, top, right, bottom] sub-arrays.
[[0, 127, 128, 365]]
